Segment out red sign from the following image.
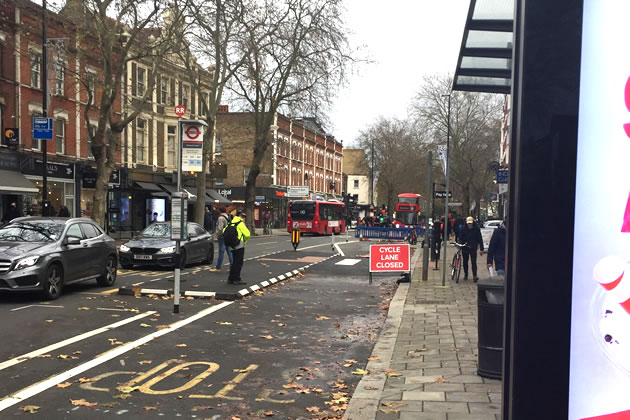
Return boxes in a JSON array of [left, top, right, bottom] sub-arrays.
[[369, 244, 410, 272], [185, 125, 200, 140], [174, 105, 186, 118]]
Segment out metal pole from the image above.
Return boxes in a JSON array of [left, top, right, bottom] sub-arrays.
[[422, 151, 432, 281], [442, 94, 451, 287], [174, 119, 183, 314], [42, 0, 48, 216], [370, 136, 374, 206]]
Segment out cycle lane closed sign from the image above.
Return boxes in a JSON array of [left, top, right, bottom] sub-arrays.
[[369, 244, 410, 272]]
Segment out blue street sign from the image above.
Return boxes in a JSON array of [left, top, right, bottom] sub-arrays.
[[496, 169, 509, 184], [33, 117, 53, 140]]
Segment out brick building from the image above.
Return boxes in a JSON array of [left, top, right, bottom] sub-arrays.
[[214, 111, 344, 226], [0, 0, 122, 221]]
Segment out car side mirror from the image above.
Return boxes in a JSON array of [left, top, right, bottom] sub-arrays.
[[65, 236, 81, 245]]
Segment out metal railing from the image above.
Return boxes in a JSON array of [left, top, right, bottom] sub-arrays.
[[355, 226, 427, 240]]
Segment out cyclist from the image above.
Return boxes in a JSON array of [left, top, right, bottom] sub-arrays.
[[459, 216, 484, 282]]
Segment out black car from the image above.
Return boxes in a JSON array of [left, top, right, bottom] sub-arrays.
[[0, 217, 118, 300], [118, 222, 214, 269]]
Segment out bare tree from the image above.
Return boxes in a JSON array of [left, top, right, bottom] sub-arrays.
[[227, 0, 354, 230], [410, 74, 502, 218], [62, 0, 182, 226], [175, 0, 249, 225]]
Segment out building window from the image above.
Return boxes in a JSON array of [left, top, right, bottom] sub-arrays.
[[136, 119, 145, 163], [137, 67, 145, 96], [55, 63, 64, 96], [161, 77, 168, 104], [31, 115, 41, 151], [243, 166, 250, 186], [353, 179, 359, 189], [56, 118, 65, 154], [215, 137, 222, 154], [30, 52, 41, 88], [86, 72, 95, 105], [167, 125, 176, 167], [200, 93, 208, 116], [88, 123, 96, 159], [182, 85, 189, 108]]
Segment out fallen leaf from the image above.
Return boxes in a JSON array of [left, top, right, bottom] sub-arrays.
[[144, 406, 157, 411], [138, 360, 152, 365], [315, 315, 330, 320], [57, 354, 69, 359], [139, 323, 151, 328], [45, 320, 53, 323], [73, 351, 82, 355], [38, 354, 51, 358], [263, 411, 274, 416], [367, 356, 380, 361], [282, 380, 297, 389], [364, 385, 379, 390], [232, 417, 241, 420], [57, 382, 72, 388], [306, 406, 320, 413], [70, 399, 98, 407], [352, 368, 369, 375], [260, 335, 273, 340], [176, 344, 187, 347], [334, 322, 341, 328], [216, 321, 232, 325], [77, 307, 90, 311], [345, 359, 357, 364], [78, 377, 94, 383], [117, 385, 139, 394], [386, 372, 402, 377], [21, 405, 40, 413], [191, 405, 214, 411], [113, 394, 131, 400], [435, 376, 448, 383]]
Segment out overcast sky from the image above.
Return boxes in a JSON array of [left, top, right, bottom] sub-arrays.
[[329, 0, 470, 147]]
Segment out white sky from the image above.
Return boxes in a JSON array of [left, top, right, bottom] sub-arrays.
[[329, 0, 470, 147]]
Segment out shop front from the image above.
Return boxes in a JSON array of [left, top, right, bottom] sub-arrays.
[[0, 151, 38, 221], [21, 157, 76, 217]]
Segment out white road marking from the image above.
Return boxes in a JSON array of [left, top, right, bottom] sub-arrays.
[[0, 303, 232, 411], [261, 281, 270, 287], [238, 289, 250, 296], [184, 291, 216, 298], [335, 258, 362, 266], [11, 304, 64, 312], [256, 242, 278, 246], [250, 285, 260, 292], [298, 240, 359, 251], [95, 308, 127, 312], [139, 288, 169, 295], [0, 311, 157, 372], [269, 278, 277, 284], [334, 243, 345, 256]]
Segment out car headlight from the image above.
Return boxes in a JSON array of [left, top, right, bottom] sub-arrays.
[[159, 246, 176, 254], [15, 256, 40, 270], [119, 244, 130, 252]]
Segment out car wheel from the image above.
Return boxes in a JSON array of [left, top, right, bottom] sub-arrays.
[[204, 243, 214, 264], [179, 249, 187, 269], [121, 263, 133, 270], [97, 255, 117, 286], [42, 264, 63, 300]]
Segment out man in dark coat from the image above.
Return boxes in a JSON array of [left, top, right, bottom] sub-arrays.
[[2, 202, 21, 224], [487, 220, 506, 276], [459, 216, 484, 282], [203, 206, 212, 232], [431, 218, 443, 269]]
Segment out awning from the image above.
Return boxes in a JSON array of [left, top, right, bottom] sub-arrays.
[[182, 187, 214, 205], [0, 170, 39, 195], [207, 189, 232, 205], [135, 181, 162, 191], [452, 0, 514, 94], [151, 191, 170, 198]]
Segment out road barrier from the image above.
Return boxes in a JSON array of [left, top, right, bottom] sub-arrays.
[[355, 226, 427, 241]]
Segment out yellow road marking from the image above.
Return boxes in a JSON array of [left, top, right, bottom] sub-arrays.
[[190, 364, 258, 400], [258, 388, 296, 404], [80, 371, 136, 392], [139, 362, 219, 395]]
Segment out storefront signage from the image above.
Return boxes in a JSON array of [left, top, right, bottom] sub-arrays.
[[22, 158, 74, 179], [4, 128, 18, 147], [287, 186, 309, 197], [369, 244, 410, 272], [569, 2, 630, 419], [218, 188, 232, 197], [255, 195, 265, 203], [82, 169, 121, 188]]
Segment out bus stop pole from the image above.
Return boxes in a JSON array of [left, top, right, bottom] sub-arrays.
[[422, 152, 432, 281], [174, 118, 183, 314]]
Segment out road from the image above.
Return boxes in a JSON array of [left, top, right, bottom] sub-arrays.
[[0, 232, 409, 419]]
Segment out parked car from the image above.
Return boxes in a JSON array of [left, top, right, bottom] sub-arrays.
[[118, 222, 214, 269], [0, 217, 118, 300]]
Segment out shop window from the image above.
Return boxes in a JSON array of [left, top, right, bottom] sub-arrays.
[[56, 118, 65, 154], [55, 62, 64, 96], [160, 77, 168, 104], [167, 125, 176, 166], [30, 52, 41, 88]]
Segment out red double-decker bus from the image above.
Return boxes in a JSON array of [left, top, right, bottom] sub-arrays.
[[287, 200, 346, 234], [394, 193, 426, 227]]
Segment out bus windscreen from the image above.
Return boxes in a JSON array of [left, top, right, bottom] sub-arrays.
[[290, 202, 316, 220]]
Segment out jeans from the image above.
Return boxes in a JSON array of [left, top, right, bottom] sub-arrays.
[[496, 269, 505, 276], [228, 247, 245, 283], [462, 248, 478, 278], [216, 238, 233, 269], [211, 219, 217, 233]]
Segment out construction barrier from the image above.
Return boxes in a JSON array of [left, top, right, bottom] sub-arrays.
[[355, 226, 428, 241]]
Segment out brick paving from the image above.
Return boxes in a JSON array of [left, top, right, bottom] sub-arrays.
[[344, 246, 502, 420]]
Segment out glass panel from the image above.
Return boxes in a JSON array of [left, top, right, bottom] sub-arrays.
[[461, 56, 511, 70], [466, 30, 513, 49], [456, 75, 510, 86], [471, 0, 514, 20], [65, 182, 74, 196], [65, 197, 74, 217]]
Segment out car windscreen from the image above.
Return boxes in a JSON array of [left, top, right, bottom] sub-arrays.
[[290, 202, 316, 220], [140, 223, 171, 237], [0, 222, 64, 242]]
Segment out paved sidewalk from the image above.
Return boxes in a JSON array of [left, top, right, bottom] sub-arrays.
[[344, 248, 502, 420]]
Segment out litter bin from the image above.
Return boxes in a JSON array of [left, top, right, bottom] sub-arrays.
[[477, 276, 505, 379]]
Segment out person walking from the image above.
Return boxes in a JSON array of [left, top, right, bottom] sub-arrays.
[[431, 218, 443, 270], [459, 216, 484, 282], [487, 219, 507, 276], [2, 202, 21, 224], [209, 206, 233, 272], [211, 206, 219, 233], [58, 206, 70, 217], [203, 206, 212, 232], [225, 211, 250, 285]]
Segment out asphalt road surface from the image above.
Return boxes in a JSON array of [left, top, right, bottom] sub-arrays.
[[0, 233, 408, 419]]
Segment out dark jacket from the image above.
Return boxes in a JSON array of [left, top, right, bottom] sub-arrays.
[[459, 223, 484, 251], [487, 225, 506, 270], [2, 206, 21, 224], [58, 207, 70, 217], [432, 221, 442, 242], [203, 210, 212, 231]]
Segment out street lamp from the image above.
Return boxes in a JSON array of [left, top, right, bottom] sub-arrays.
[[442, 93, 451, 287]]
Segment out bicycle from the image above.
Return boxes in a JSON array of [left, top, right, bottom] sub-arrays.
[[263, 220, 273, 235], [450, 242, 467, 283]]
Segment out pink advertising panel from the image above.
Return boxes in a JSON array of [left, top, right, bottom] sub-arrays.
[[570, 1, 630, 418]]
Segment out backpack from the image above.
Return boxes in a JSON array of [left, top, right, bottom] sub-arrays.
[[215, 215, 230, 239], [223, 220, 242, 248]]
